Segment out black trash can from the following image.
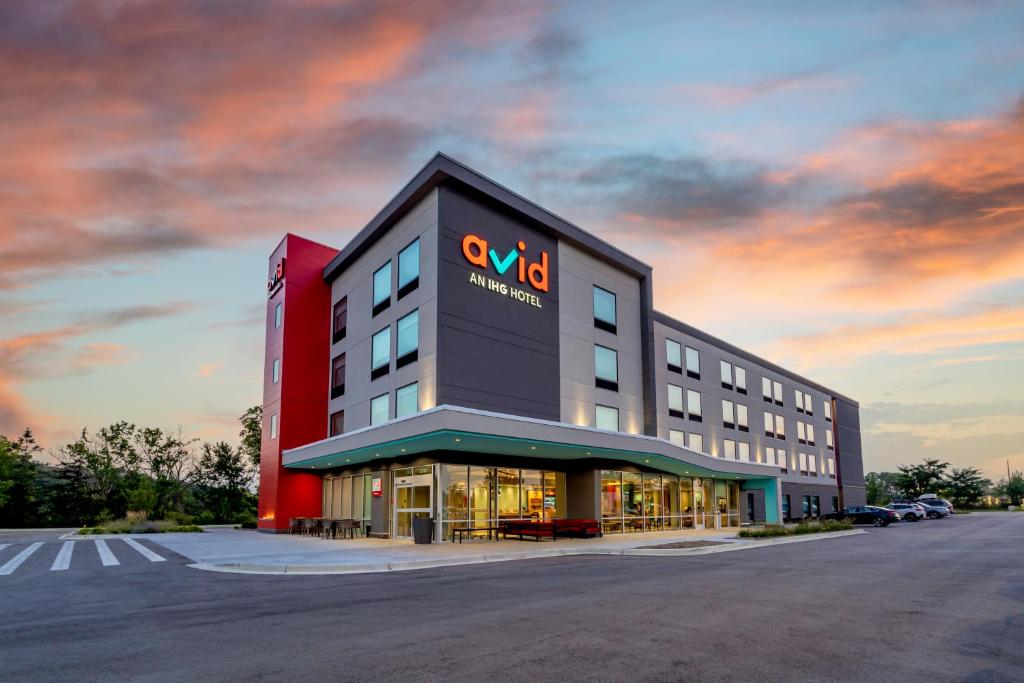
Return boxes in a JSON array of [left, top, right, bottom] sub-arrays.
[[412, 517, 434, 544]]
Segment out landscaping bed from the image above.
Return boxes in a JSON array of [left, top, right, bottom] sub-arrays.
[[637, 540, 731, 550], [738, 519, 853, 539]]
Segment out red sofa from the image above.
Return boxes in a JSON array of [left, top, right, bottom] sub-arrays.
[[554, 519, 602, 539]]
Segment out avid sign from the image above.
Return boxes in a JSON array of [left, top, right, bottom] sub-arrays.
[[267, 258, 286, 298], [460, 234, 549, 309]]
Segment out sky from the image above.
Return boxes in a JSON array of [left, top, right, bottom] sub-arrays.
[[1, 0, 1023, 481]]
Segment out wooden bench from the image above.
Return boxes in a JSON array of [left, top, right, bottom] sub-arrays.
[[451, 526, 500, 543]]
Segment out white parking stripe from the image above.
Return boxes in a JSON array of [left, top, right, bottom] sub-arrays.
[[0, 542, 44, 575], [0, 544, 8, 552], [94, 539, 119, 566], [122, 538, 165, 562], [51, 541, 75, 571]]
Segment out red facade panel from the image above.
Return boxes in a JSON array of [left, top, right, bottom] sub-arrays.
[[258, 234, 337, 532]]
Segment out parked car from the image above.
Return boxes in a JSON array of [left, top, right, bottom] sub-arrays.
[[890, 503, 924, 521], [915, 500, 950, 519], [918, 495, 955, 514], [822, 505, 900, 526]]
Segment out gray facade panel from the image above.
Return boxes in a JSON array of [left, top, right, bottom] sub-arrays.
[[435, 185, 561, 421], [835, 397, 866, 506]]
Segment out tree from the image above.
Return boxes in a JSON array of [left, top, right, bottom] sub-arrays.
[[238, 406, 262, 470], [865, 472, 899, 506], [942, 467, 990, 508], [997, 472, 1024, 506], [895, 458, 949, 500], [135, 427, 197, 519], [194, 441, 255, 523], [0, 429, 43, 527]]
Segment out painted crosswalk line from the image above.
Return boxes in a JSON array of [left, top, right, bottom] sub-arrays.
[[122, 538, 165, 562], [0, 543, 8, 553], [0, 542, 44, 575], [94, 539, 119, 567], [51, 541, 75, 571]]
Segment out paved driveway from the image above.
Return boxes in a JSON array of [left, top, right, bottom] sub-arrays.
[[1, 513, 1021, 681]]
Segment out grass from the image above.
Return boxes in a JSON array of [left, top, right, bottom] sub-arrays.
[[78, 517, 204, 535], [738, 519, 853, 539]]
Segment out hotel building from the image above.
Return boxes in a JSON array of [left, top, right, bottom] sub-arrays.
[[258, 153, 865, 538]]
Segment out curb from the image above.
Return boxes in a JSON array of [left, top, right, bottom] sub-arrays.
[[186, 529, 866, 576]]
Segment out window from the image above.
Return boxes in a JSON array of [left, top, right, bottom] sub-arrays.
[[764, 412, 774, 437], [808, 453, 817, 477], [397, 239, 420, 298], [826, 429, 834, 450], [798, 452, 808, 475], [329, 410, 344, 437], [804, 392, 813, 416], [828, 457, 836, 478], [396, 310, 419, 368], [272, 357, 280, 384], [668, 384, 685, 418], [795, 390, 804, 413], [735, 366, 747, 394], [274, 303, 282, 329], [762, 377, 772, 402], [593, 286, 617, 333], [720, 360, 733, 388], [595, 405, 619, 431], [723, 439, 736, 459], [738, 441, 750, 462], [774, 414, 785, 438], [722, 399, 735, 428], [371, 327, 391, 380], [766, 447, 777, 467], [686, 389, 702, 421], [797, 421, 806, 444], [396, 382, 418, 418], [669, 429, 685, 445], [372, 261, 392, 316], [270, 413, 278, 439], [831, 495, 839, 512], [806, 424, 815, 446], [666, 339, 682, 373], [736, 404, 748, 432], [594, 345, 619, 391], [371, 393, 389, 426], [802, 495, 811, 517], [782, 495, 790, 519], [332, 297, 347, 343], [685, 347, 700, 379], [772, 381, 783, 406], [689, 433, 704, 453], [824, 401, 833, 421], [331, 353, 345, 399]]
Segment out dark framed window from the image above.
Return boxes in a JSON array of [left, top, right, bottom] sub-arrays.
[[372, 261, 392, 316], [593, 286, 617, 334], [396, 309, 419, 369], [666, 339, 682, 373], [720, 360, 733, 389], [782, 495, 790, 520], [595, 344, 619, 392], [397, 239, 420, 299], [329, 410, 344, 437], [685, 347, 700, 380], [396, 382, 418, 418], [371, 326, 390, 380], [274, 302, 282, 329], [686, 389, 702, 422], [331, 353, 346, 399], [668, 384, 685, 419], [332, 297, 348, 344]]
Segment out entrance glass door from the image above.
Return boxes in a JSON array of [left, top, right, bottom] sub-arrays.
[[394, 466, 433, 539], [693, 479, 705, 530]]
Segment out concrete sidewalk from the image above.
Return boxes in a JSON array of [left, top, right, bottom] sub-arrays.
[[146, 527, 864, 575]]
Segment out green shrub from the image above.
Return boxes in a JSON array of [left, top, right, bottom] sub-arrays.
[[77, 518, 204, 534], [164, 511, 194, 526], [738, 518, 852, 539], [174, 524, 203, 533]]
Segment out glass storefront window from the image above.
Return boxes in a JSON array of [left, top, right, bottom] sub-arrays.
[[497, 468, 520, 520], [543, 471, 566, 520], [521, 470, 544, 520], [679, 477, 694, 528], [623, 472, 643, 532], [601, 470, 623, 534], [643, 474, 663, 531], [469, 467, 492, 529]]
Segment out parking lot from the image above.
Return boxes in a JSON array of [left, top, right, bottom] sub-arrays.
[[1, 512, 1021, 682]]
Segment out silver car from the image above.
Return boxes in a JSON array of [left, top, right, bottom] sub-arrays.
[[890, 503, 925, 521], [915, 500, 950, 519]]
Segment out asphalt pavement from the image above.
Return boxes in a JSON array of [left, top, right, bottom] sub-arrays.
[[1, 513, 1021, 682]]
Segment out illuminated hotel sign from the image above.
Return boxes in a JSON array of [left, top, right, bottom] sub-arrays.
[[461, 234, 549, 309], [267, 258, 286, 297]]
